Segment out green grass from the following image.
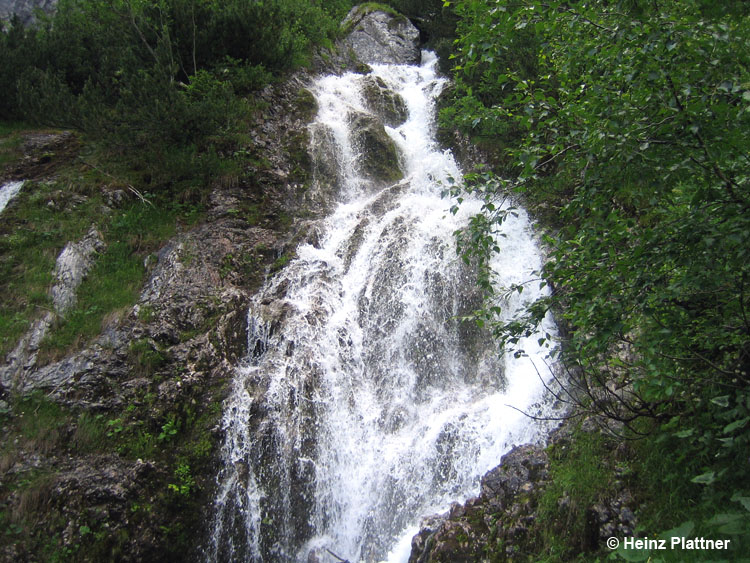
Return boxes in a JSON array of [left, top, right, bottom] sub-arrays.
[[0, 133, 23, 166], [0, 187, 185, 363], [38, 201, 180, 362], [0, 122, 33, 165], [522, 421, 750, 562], [0, 178, 98, 356], [0, 127, 212, 361], [534, 428, 616, 560]]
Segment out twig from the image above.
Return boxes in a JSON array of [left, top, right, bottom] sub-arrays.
[[80, 159, 152, 206]]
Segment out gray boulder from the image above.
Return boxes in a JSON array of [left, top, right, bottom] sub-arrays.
[[360, 75, 409, 127], [0, 0, 57, 24], [342, 6, 421, 65]]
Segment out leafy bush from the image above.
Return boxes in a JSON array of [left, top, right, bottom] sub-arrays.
[[0, 0, 352, 160], [446, 0, 750, 546]]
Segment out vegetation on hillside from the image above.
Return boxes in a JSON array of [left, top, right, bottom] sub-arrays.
[[0, 0, 355, 358], [0, 0, 351, 144], [442, 0, 750, 558], [0, 2, 354, 559], [5, 0, 748, 559]]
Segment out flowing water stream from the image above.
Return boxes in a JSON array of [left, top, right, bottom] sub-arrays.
[[206, 52, 558, 563]]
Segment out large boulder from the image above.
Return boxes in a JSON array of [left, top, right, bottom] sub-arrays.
[[348, 111, 403, 185], [360, 75, 409, 127], [342, 6, 421, 65]]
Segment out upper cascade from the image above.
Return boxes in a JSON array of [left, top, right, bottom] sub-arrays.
[[341, 6, 421, 65]]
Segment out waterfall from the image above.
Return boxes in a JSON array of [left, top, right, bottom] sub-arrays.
[[206, 51, 558, 563]]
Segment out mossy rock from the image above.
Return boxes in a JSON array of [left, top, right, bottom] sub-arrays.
[[360, 75, 408, 127], [348, 111, 403, 185], [295, 88, 318, 121]]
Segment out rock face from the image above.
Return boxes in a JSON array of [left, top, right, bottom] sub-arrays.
[[0, 0, 57, 24], [408, 422, 638, 562], [361, 75, 409, 127], [0, 6, 425, 561], [409, 444, 549, 563], [341, 6, 421, 65], [348, 110, 403, 185], [0, 226, 104, 393], [49, 226, 105, 314], [0, 68, 315, 562]]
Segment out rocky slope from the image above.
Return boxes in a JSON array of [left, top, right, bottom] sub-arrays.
[[1, 6, 635, 562], [0, 56, 329, 563], [0, 0, 56, 24], [408, 420, 638, 562], [0, 6, 422, 562]]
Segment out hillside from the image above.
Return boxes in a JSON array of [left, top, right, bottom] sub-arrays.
[[1, 1, 749, 562]]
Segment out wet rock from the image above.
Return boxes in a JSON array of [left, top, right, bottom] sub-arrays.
[[308, 121, 342, 209], [341, 7, 421, 65], [360, 75, 409, 127], [348, 111, 403, 185], [409, 422, 639, 561]]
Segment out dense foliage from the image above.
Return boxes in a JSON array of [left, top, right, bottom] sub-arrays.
[[443, 0, 750, 552], [0, 0, 351, 150]]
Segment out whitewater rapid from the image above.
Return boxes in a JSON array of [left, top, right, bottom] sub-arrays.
[[206, 51, 557, 563]]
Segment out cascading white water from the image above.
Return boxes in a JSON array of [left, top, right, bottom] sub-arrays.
[[0, 180, 25, 215], [206, 52, 558, 563]]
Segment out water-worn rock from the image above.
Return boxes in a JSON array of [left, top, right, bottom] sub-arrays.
[[409, 422, 638, 562], [308, 121, 342, 210], [341, 6, 421, 65], [360, 75, 409, 127], [409, 444, 549, 563], [348, 110, 403, 185]]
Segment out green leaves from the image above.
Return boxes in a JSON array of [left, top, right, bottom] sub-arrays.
[[446, 0, 750, 506]]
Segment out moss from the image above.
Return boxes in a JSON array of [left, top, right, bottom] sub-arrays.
[[127, 338, 167, 377], [295, 88, 318, 121], [137, 304, 155, 323], [532, 428, 618, 559], [342, 3, 405, 34], [270, 251, 294, 273], [350, 114, 403, 184]]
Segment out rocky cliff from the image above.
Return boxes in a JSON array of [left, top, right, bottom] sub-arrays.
[[408, 420, 638, 562], [0, 79, 312, 560], [1, 6, 631, 562], [0, 0, 56, 24], [0, 6, 424, 562]]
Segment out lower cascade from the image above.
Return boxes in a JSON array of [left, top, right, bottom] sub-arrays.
[[206, 51, 558, 563]]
